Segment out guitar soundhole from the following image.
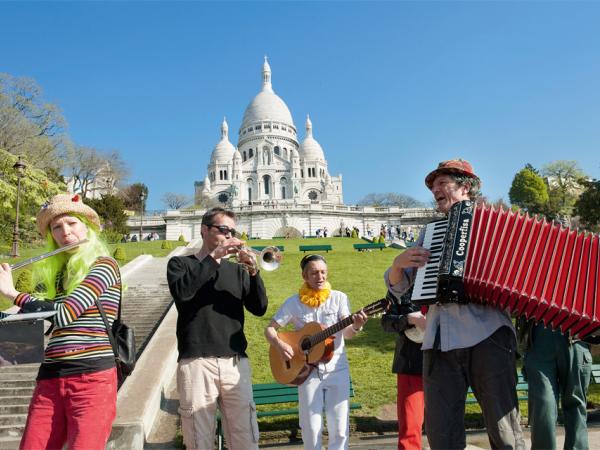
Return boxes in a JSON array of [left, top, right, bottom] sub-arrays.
[[300, 337, 311, 351]]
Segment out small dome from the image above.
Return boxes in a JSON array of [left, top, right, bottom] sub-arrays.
[[299, 115, 325, 160], [233, 149, 242, 161], [240, 57, 294, 130], [210, 117, 236, 163]]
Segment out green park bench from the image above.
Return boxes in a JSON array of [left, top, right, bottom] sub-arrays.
[[353, 243, 386, 251], [251, 245, 285, 252], [465, 363, 600, 405], [216, 381, 361, 450], [299, 244, 333, 253]]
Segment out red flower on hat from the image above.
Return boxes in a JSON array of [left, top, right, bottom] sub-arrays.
[[72, 194, 80, 202]]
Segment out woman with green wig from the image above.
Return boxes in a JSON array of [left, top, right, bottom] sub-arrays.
[[0, 193, 121, 450]]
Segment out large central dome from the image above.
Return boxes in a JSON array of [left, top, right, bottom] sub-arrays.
[[240, 57, 294, 131]]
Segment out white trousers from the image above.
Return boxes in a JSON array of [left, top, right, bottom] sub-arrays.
[[177, 356, 259, 450], [298, 368, 350, 450]]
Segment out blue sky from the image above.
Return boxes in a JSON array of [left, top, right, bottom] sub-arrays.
[[2, 1, 599, 211]]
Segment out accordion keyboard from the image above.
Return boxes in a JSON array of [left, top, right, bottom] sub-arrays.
[[411, 219, 448, 303]]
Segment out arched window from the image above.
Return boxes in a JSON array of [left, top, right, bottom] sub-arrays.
[[284, 148, 288, 159], [249, 148, 254, 158], [274, 146, 280, 156], [280, 177, 287, 199], [243, 151, 247, 162], [263, 175, 271, 195]]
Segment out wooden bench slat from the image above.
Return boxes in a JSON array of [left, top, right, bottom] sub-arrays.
[[299, 245, 333, 253]]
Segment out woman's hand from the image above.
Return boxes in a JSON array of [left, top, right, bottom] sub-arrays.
[[0, 264, 19, 301]]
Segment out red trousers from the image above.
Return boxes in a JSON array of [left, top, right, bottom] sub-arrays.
[[397, 373, 424, 450], [20, 368, 117, 450]]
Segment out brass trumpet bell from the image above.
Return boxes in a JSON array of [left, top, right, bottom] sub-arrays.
[[236, 246, 282, 272]]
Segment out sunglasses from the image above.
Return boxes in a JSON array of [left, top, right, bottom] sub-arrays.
[[207, 224, 238, 237]]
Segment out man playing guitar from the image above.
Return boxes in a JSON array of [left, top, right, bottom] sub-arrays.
[[264, 254, 367, 450]]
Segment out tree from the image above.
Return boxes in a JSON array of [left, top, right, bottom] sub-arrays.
[[84, 195, 128, 235], [64, 145, 129, 199], [119, 182, 149, 212], [573, 179, 600, 232], [541, 160, 587, 218], [0, 73, 68, 170], [162, 192, 192, 210], [0, 149, 65, 243], [508, 166, 549, 214], [357, 193, 424, 208]]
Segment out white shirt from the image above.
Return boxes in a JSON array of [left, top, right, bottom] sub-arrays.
[[272, 290, 351, 373]]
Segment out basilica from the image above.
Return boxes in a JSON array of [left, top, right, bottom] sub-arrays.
[[195, 57, 344, 207]]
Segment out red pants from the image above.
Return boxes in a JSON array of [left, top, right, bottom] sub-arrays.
[[20, 368, 117, 450], [397, 373, 424, 450]]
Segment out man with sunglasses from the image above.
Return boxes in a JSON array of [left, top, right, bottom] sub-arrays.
[[167, 207, 268, 450]]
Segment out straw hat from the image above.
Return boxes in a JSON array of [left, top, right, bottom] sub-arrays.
[[425, 159, 481, 189], [36, 194, 101, 235]]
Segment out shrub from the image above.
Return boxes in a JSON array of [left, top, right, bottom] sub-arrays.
[[178, 235, 186, 242], [240, 231, 248, 240], [15, 269, 33, 293], [101, 229, 124, 244], [351, 229, 358, 239], [161, 241, 172, 250], [379, 235, 386, 244], [113, 246, 126, 262]]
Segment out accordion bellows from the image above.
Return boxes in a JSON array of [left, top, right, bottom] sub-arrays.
[[417, 200, 600, 339]]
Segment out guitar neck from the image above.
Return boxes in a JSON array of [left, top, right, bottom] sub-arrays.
[[305, 298, 387, 350]]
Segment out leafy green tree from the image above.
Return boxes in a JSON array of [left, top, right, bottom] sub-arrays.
[[119, 182, 149, 212], [574, 179, 600, 232], [541, 160, 586, 218], [0, 149, 65, 243], [84, 195, 128, 235], [508, 166, 549, 214]]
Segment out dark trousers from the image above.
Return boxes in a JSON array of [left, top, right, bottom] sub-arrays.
[[423, 326, 525, 450], [524, 324, 592, 450]]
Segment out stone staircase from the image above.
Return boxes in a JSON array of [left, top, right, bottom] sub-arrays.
[[0, 284, 173, 450]]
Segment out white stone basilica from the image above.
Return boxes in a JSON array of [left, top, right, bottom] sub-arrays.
[[128, 58, 439, 241], [195, 57, 343, 207]]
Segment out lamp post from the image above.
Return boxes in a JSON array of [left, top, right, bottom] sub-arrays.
[[139, 191, 145, 242], [10, 157, 27, 258]]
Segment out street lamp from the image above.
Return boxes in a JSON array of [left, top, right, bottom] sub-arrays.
[[10, 157, 27, 258], [139, 191, 145, 242]]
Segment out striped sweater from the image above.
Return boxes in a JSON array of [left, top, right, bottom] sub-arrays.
[[14, 257, 121, 363]]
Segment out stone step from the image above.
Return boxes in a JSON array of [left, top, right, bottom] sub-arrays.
[[0, 415, 26, 427], [0, 405, 28, 415], [0, 380, 35, 388], [0, 373, 37, 381], [0, 388, 34, 397], [0, 397, 31, 406], [0, 424, 24, 440], [0, 364, 39, 373]]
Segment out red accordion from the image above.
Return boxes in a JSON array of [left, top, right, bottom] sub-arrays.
[[411, 200, 600, 339]]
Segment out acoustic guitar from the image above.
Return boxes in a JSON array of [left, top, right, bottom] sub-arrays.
[[269, 298, 389, 385]]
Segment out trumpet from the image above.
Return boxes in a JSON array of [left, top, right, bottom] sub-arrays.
[[235, 246, 282, 272]]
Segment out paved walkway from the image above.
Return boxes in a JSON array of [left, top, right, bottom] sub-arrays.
[[260, 422, 600, 449]]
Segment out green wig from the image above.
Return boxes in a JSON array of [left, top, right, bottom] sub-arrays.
[[32, 216, 111, 299]]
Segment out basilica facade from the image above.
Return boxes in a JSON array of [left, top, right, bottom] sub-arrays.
[[195, 58, 343, 207]]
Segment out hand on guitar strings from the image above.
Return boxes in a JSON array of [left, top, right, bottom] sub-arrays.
[[407, 311, 427, 331]]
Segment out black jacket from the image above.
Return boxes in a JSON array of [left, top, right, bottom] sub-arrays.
[[381, 291, 423, 375]]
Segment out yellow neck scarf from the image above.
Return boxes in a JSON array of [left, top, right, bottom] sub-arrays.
[[299, 282, 331, 308]]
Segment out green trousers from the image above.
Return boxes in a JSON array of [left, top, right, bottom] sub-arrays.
[[523, 324, 592, 450]]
